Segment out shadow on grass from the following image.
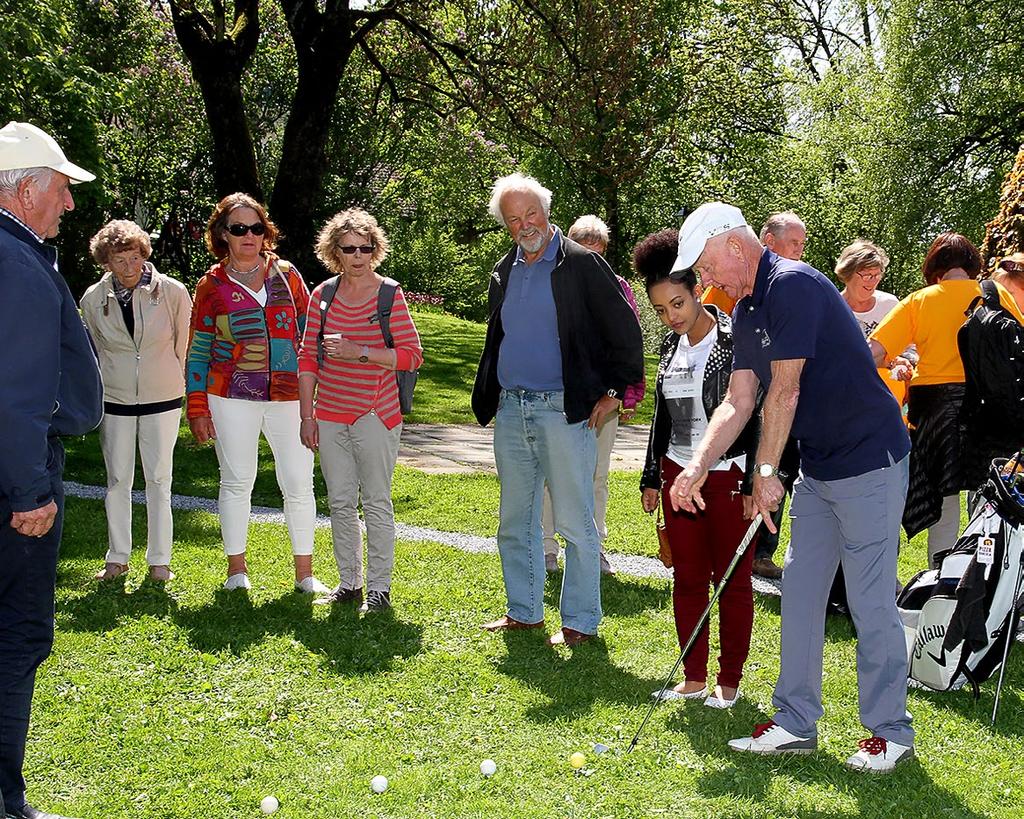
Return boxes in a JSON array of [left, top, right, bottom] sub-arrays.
[[493, 631, 663, 723], [542, 571, 670, 618], [667, 703, 989, 819]]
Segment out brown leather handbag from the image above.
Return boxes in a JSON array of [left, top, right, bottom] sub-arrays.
[[656, 502, 672, 568]]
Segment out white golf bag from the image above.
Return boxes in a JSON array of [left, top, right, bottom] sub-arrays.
[[897, 457, 1024, 718]]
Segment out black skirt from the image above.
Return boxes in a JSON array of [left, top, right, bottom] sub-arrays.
[[903, 383, 967, 539]]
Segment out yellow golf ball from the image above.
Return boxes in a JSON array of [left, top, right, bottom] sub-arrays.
[[569, 751, 586, 769]]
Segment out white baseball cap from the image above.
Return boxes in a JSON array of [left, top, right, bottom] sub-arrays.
[[0, 121, 95, 183], [670, 201, 747, 274]]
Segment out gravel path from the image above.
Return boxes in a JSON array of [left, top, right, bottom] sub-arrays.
[[63, 480, 783, 595]]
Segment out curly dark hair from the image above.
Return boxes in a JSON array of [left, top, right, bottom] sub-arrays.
[[921, 232, 980, 286], [633, 228, 696, 292], [205, 192, 279, 259]]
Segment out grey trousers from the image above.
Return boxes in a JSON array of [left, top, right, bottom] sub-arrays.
[[773, 454, 914, 746], [318, 415, 401, 593]]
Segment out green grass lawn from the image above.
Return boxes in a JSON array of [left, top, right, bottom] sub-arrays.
[[34, 496, 1024, 818]]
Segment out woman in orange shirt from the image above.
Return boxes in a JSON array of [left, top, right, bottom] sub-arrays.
[[869, 233, 1024, 567]]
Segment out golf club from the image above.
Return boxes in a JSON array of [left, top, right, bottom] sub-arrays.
[[627, 512, 763, 753], [992, 449, 1024, 726]]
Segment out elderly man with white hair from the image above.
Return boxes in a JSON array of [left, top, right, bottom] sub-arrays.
[[472, 174, 644, 647], [667, 202, 914, 772], [0, 122, 102, 819]]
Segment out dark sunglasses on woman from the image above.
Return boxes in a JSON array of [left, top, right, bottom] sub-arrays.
[[339, 245, 375, 255], [227, 222, 267, 237]]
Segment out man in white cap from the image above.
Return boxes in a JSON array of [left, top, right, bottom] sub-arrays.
[[668, 202, 914, 773], [0, 121, 102, 819]]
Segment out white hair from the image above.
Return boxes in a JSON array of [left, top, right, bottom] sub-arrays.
[[759, 211, 805, 242], [567, 214, 609, 247], [0, 166, 53, 199], [488, 173, 552, 225]]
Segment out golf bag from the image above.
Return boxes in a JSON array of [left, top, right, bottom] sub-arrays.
[[897, 456, 1024, 699]]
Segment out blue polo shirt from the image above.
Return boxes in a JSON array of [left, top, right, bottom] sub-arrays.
[[732, 249, 910, 481], [498, 227, 564, 392]]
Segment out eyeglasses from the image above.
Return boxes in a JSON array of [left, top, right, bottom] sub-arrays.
[[999, 260, 1024, 274], [855, 270, 883, 282], [339, 245, 375, 255], [226, 222, 267, 237]]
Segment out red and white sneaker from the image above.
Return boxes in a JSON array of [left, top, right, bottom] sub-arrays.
[[845, 736, 914, 773], [728, 721, 817, 755]]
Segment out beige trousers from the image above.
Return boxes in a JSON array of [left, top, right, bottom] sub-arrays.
[[100, 407, 181, 566], [318, 414, 402, 593]]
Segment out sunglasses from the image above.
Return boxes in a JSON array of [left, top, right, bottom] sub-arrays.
[[339, 245, 375, 255], [226, 222, 267, 237], [999, 260, 1024, 274]]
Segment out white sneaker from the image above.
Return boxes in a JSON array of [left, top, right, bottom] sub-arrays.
[[295, 575, 331, 594], [845, 737, 914, 773], [728, 721, 817, 754], [223, 572, 251, 591], [705, 688, 740, 709]]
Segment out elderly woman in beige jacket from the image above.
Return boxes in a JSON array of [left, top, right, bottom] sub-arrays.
[[80, 220, 192, 582]]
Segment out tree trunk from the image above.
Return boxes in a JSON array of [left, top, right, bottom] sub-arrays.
[[167, 0, 263, 201], [270, 38, 355, 280]]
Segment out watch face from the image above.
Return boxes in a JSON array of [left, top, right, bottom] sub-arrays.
[[758, 464, 773, 477]]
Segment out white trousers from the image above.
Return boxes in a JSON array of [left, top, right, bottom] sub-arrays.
[[318, 414, 401, 593], [209, 395, 315, 556], [543, 412, 617, 555], [100, 408, 181, 566]]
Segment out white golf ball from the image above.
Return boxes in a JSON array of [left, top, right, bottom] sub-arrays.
[[480, 758, 497, 777], [259, 795, 279, 814], [371, 774, 388, 793]]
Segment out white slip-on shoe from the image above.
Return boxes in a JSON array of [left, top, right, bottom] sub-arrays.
[[295, 575, 331, 594], [705, 689, 740, 709], [728, 721, 817, 754], [845, 737, 914, 773], [223, 572, 251, 591], [651, 685, 707, 702]]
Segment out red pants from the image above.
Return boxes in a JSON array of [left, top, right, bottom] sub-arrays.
[[661, 458, 755, 689]]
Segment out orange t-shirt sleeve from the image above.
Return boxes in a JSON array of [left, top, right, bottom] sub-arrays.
[[870, 295, 916, 361]]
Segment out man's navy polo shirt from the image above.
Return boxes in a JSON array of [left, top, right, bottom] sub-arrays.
[[732, 249, 910, 481], [498, 227, 564, 392]]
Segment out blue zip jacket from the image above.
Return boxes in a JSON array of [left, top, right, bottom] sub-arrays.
[[0, 211, 103, 512]]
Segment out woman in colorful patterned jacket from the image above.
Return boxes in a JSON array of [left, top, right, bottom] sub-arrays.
[[297, 209, 423, 613], [186, 193, 328, 594]]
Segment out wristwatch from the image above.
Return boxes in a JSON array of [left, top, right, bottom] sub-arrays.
[[359, 345, 369, 363], [755, 463, 779, 479]]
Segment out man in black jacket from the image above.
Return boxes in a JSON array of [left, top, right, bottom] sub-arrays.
[[473, 173, 644, 646], [0, 121, 102, 819]]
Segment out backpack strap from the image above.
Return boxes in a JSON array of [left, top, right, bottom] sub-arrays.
[[376, 277, 399, 349], [316, 275, 341, 368], [981, 278, 1002, 309]]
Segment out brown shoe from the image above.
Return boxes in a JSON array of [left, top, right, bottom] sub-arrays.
[[93, 562, 129, 582], [753, 557, 783, 579], [548, 627, 594, 647], [148, 565, 174, 582], [481, 615, 545, 632]]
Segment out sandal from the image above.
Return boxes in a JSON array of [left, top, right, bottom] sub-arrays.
[[148, 565, 174, 582], [93, 562, 129, 582]]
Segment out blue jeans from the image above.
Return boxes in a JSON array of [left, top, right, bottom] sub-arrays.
[[493, 389, 602, 634]]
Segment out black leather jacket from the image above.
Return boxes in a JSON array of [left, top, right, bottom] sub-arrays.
[[472, 234, 644, 426], [640, 306, 761, 493]]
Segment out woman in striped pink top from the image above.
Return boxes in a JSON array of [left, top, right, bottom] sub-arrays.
[[298, 208, 423, 613]]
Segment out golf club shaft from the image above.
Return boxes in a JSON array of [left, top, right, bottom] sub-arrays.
[[628, 513, 763, 753], [991, 547, 1024, 726]]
